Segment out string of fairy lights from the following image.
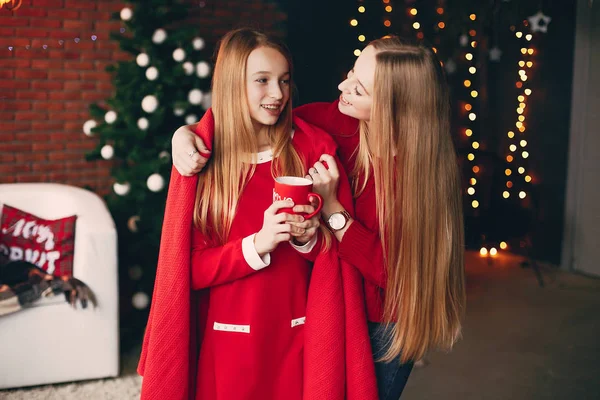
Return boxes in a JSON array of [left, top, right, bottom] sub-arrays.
[[503, 24, 534, 201], [464, 13, 481, 211], [407, 1, 423, 41]]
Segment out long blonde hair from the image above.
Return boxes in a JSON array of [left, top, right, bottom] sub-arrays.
[[353, 36, 465, 363], [193, 28, 304, 242]]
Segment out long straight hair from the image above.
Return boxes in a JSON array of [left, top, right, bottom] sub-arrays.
[[353, 36, 466, 363], [193, 29, 304, 242]]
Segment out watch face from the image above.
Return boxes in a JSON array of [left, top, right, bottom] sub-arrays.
[[329, 213, 346, 230]]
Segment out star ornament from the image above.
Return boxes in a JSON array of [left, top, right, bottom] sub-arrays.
[[489, 47, 502, 62], [527, 11, 552, 33]]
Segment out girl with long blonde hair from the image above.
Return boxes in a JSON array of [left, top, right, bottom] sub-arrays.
[[170, 35, 465, 399]]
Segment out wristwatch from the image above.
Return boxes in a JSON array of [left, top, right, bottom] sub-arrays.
[[325, 210, 351, 232]]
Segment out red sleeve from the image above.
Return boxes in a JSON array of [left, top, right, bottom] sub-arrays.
[[191, 229, 263, 289], [338, 222, 387, 288], [190, 108, 215, 155], [293, 101, 359, 137]]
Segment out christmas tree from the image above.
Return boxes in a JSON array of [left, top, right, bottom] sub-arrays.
[[82, 0, 212, 349]]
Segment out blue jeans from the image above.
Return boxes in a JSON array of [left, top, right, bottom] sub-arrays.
[[369, 322, 414, 400]]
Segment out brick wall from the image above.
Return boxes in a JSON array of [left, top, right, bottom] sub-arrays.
[[0, 0, 286, 194]]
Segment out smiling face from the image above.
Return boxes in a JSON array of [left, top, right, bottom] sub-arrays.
[[245, 46, 291, 130], [337, 45, 377, 122]]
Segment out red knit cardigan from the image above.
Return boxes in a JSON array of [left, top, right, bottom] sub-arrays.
[[137, 109, 378, 400]]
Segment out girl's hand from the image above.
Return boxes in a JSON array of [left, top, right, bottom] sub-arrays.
[[172, 125, 211, 176], [306, 154, 340, 213], [290, 196, 321, 245], [254, 200, 304, 256]]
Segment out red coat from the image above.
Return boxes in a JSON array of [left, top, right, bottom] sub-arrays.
[[138, 110, 378, 400]]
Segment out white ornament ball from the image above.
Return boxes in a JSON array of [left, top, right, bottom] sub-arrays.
[[127, 215, 140, 232], [132, 292, 149, 310], [145, 66, 159, 81], [104, 110, 117, 124], [113, 182, 130, 196], [136, 53, 149, 67], [183, 61, 194, 75], [129, 265, 143, 281], [120, 7, 133, 21], [196, 61, 211, 78], [173, 48, 186, 62], [201, 92, 212, 110], [159, 151, 170, 161], [101, 144, 114, 160], [192, 37, 205, 50], [185, 114, 198, 125], [146, 173, 165, 192], [173, 107, 185, 116], [188, 89, 203, 105], [141, 95, 158, 113], [152, 29, 167, 44], [83, 119, 97, 136], [137, 117, 149, 130]]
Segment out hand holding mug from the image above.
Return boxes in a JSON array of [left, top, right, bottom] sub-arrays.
[[254, 200, 304, 257]]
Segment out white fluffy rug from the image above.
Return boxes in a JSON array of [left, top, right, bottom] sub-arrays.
[[0, 347, 142, 399]]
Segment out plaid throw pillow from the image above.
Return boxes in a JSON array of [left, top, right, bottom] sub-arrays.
[[0, 204, 77, 277]]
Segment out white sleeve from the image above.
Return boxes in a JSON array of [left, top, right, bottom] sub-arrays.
[[242, 234, 271, 270]]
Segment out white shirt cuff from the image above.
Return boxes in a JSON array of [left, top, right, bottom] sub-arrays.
[[242, 234, 271, 270], [289, 234, 318, 253]]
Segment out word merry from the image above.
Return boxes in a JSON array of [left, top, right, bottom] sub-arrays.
[[2, 218, 56, 251]]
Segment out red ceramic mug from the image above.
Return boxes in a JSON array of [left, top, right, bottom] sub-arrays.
[[273, 176, 323, 219]]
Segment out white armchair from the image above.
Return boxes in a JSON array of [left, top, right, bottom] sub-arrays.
[[0, 183, 119, 389]]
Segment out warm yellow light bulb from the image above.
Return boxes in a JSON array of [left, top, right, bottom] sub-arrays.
[[519, 69, 526, 75], [350, 19, 358, 26], [519, 191, 527, 199], [354, 49, 361, 56], [519, 61, 525, 67], [518, 95, 525, 102], [410, 8, 418, 16], [521, 48, 527, 54], [517, 108, 524, 114], [518, 115, 525, 122], [468, 153, 475, 161], [438, 22, 446, 29], [519, 126, 526, 133], [525, 89, 532, 95], [469, 67, 477, 74], [471, 90, 478, 98], [464, 80, 472, 87], [466, 53, 473, 61], [472, 200, 479, 209], [526, 34, 533, 41], [527, 61, 533, 68], [465, 128, 473, 136], [467, 187, 475, 195], [528, 49, 534, 55], [516, 32, 523, 38], [358, 6, 365, 13], [385, 6, 392, 12], [358, 35, 366, 42], [500, 241, 508, 250], [503, 191, 510, 199], [521, 75, 528, 82], [522, 151, 529, 159], [469, 113, 476, 121], [510, 144, 517, 152], [472, 141, 480, 149], [480, 247, 488, 256], [525, 175, 532, 182], [520, 140, 527, 147], [505, 168, 512, 176], [470, 178, 477, 185], [508, 131, 515, 138], [471, 41, 477, 48], [470, 14, 476, 21], [432, 47, 437, 53], [516, 121, 523, 128], [413, 22, 421, 29], [520, 102, 526, 109], [518, 167, 525, 174], [490, 247, 498, 256]]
